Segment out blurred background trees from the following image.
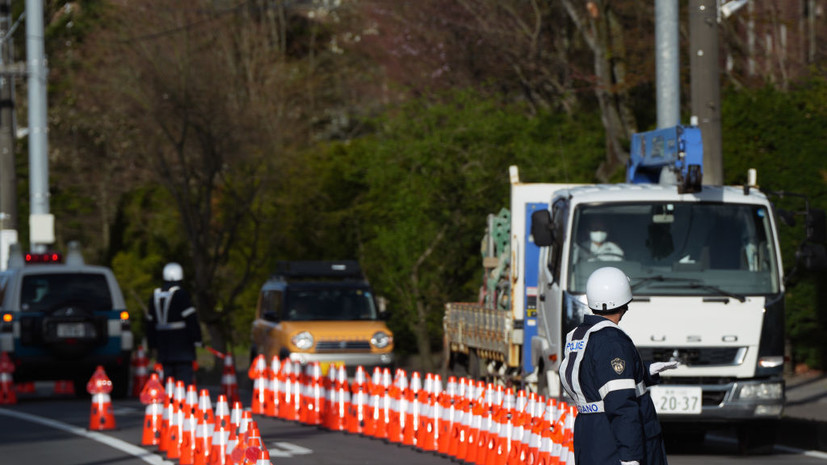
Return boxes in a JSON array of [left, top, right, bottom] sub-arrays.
[[7, 0, 826, 369]]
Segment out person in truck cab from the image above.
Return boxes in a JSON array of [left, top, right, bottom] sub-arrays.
[[145, 262, 202, 385], [559, 267, 678, 465], [576, 217, 625, 262]]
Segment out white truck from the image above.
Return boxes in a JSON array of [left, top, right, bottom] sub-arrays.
[[444, 125, 827, 452]]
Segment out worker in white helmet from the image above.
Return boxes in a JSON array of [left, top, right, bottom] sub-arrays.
[[145, 262, 202, 385], [559, 267, 678, 465]]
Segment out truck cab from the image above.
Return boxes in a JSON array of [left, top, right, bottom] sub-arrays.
[[250, 261, 394, 375], [0, 242, 133, 397]]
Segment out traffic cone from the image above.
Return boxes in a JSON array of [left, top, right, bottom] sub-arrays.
[[488, 387, 514, 465], [507, 389, 527, 465], [402, 371, 421, 446], [464, 380, 487, 463], [278, 361, 296, 420], [209, 395, 232, 465], [0, 352, 16, 405], [248, 354, 268, 415], [230, 400, 244, 430], [347, 366, 369, 435], [264, 356, 280, 417], [87, 366, 116, 431], [437, 375, 457, 456], [180, 408, 198, 465], [194, 414, 213, 465], [416, 373, 434, 451], [329, 364, 350, 431], [304, 361, 324, 425], [290, 360, 303, 421], [140, 373, 166, 446], [239, 427, 262, 465], [254, 448, 273, 465], [448, 377, 469, 459], [132, 345, 150, 398], [197, 389, 216, 429], [159, 381, 175, 453], [166, 380, 187, 459], [222, 353, 240, 405], [386, 368, 406, 443], [214, 394, 232, 431]]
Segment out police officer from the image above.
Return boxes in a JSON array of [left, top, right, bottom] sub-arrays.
[[145, 262, 202, 385], [559, 267, 678, 465]]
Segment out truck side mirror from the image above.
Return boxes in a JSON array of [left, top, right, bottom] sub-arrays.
[[806, 209, 826, 244], [531, 210, 554, 247]]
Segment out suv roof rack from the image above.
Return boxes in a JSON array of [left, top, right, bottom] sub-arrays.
[[274, 260, 363, 279]]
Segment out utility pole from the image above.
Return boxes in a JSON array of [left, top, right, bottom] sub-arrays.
[[689, 0, 724, 185], [655, 0, 680, 128], [26, 0, 53, 252], [0, 0, 17, 269]]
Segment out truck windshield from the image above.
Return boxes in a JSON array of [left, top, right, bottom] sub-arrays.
[[284, 288, 378, 321], [567, 202, 780, 296]]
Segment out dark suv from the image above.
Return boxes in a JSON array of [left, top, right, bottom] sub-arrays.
[[0, 243, 133, 397]]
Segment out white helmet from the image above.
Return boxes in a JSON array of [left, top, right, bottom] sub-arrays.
[[586, 267, 632, 313], [163, 262, 184, 282]]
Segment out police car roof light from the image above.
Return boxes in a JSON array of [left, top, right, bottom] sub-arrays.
[[24, 252, 62, 264]]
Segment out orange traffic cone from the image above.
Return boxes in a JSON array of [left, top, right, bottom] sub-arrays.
[[386, 368, 406, 443], [196, 389, 215, 427], [417, 373, 437, 452], [437, 375, 458, 455], [222, 353, 240, 405], [278, 361, 296, 421], [139, 373, 166, 446], [304, 361, 324, 425], [230, 400, 244, 430], [448, 377, 469, 459], [248, 354, 268, 415], [254, 448, 273, 465], [87, 365, 116, 430], [402, 371, 421, 446], [264, 356, 280, 417], [329, 364, 350, 432], [166, 381, 187, 460], [194, 414, 213, 465], [209, 395, 232, 465], [0, 352, 16, 405], [132, 345, 150, 397], [347, 366, 369, 435]]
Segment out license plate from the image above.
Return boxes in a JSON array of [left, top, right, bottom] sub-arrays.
[[57, 323, 86, 338], [649, 385, 702, 414]]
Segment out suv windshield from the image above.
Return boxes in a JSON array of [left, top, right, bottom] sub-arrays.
[[284, 288, 377, 321], [21, 273, 113, 312], [567, 202, 780, 296]]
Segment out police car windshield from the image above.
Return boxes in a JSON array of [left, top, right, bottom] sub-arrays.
[[284, 288, 378, 321], [568, 202, 780, 297], [20, 273, 113, 312]]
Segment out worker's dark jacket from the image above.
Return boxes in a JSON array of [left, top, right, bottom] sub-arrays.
[[145, 282, 202, 363], [559, 314, 668, 465]]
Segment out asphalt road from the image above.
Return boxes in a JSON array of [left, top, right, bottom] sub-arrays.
[[1, 384, 826, 465]]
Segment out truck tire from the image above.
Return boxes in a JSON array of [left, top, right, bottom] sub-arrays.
[[737, 421, 776, 455]]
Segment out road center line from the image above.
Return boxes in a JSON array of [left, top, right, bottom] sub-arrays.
[[0, 408, 172, 465]]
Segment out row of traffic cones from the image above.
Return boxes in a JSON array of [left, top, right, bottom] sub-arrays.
[[139, 369, 273, 465], [245, 354, 578, 464]]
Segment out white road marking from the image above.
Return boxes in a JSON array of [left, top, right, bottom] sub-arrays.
[[272, 441, 313, 455], [0, 408, 173, 465]]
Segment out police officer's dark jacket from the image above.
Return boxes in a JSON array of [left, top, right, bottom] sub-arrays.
[[560, 314, 667, 465], [146, 282, 202, 363]]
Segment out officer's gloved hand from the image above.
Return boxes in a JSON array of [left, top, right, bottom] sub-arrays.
[[649, 361, 680, 375], [620, 461, 640, 465]]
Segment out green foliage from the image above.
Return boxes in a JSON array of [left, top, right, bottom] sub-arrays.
[[290, 90, 605, 357], [722, 78, 827, 368]]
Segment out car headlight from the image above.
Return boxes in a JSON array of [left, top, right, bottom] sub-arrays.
[[291, 331, 314, 350], [737, 382, 783, 400], [371, 331, 391, 349]]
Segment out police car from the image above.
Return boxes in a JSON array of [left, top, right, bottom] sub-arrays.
[[0, 242, 133, 397]]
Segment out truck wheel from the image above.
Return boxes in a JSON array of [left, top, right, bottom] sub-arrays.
[[737, 422, 776, 455]]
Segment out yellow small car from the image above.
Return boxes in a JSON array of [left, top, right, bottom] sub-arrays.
[[250, 261, 394, 374]]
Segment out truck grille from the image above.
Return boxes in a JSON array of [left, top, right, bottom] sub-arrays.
[[638, 347, 745, 366], [315, 340, 371, 351]]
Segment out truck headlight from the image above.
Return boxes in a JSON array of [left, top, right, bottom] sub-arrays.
[[291, 331, 314, 350], [737, 382, 783, 400], [371, 331, 391, 349]]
